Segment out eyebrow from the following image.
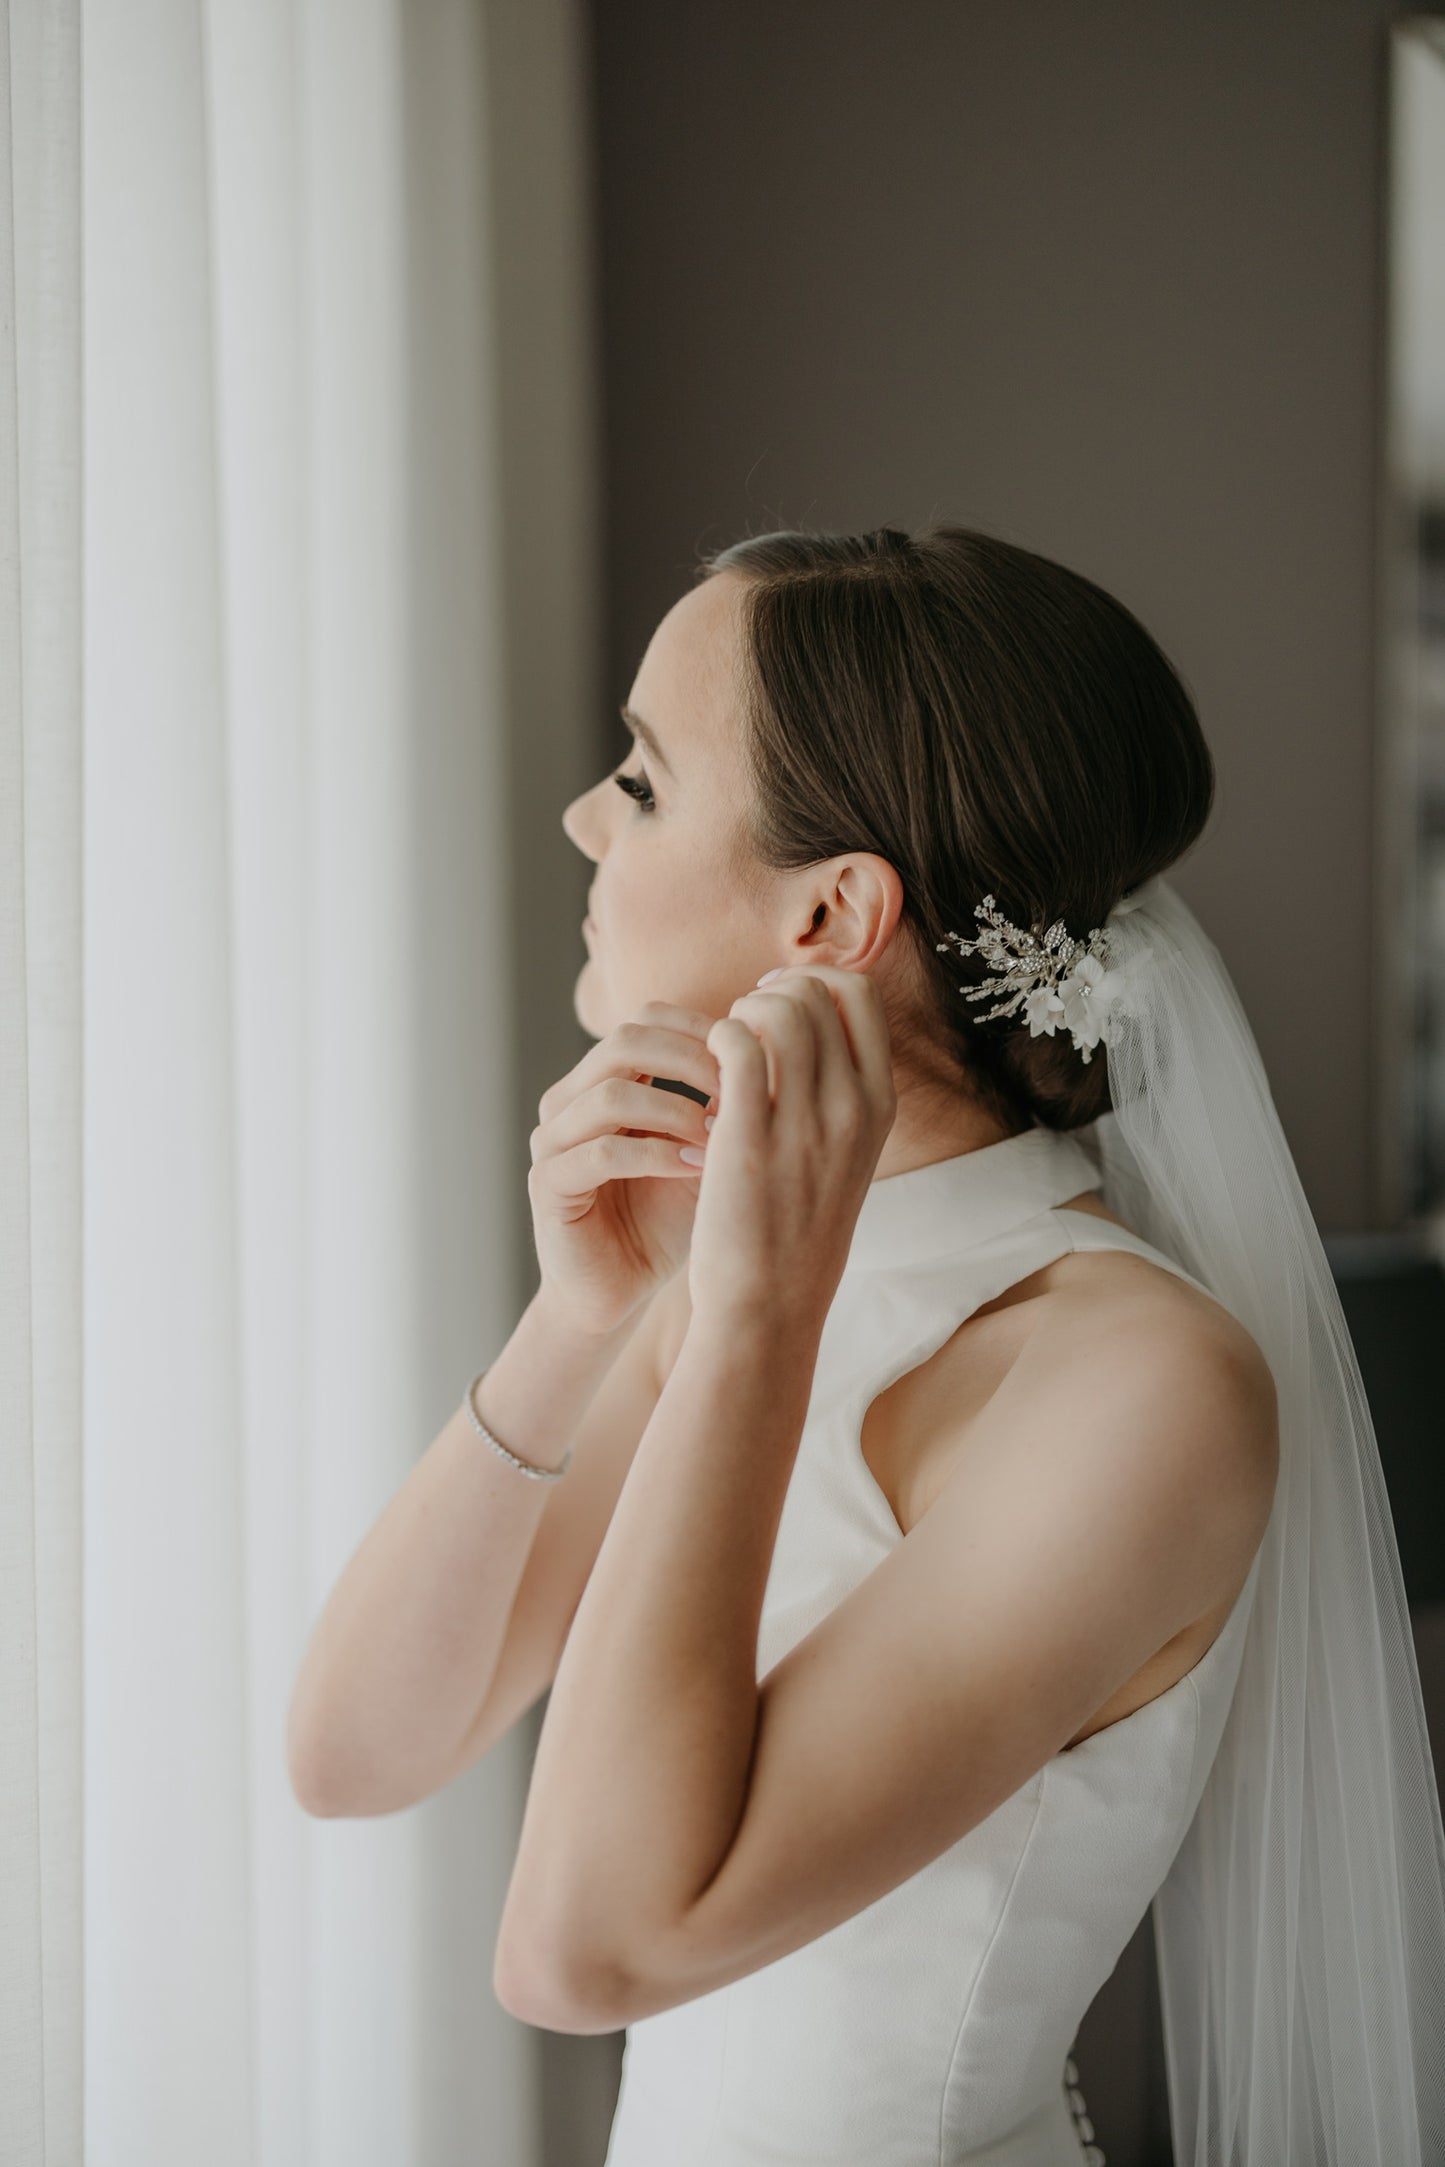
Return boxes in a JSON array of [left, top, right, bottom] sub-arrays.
[[619, 703, 675, 780]]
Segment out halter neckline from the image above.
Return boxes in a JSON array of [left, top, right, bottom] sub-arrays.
[[845, 1121, 1104, 1274]]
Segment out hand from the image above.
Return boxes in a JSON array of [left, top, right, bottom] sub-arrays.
[[529, 1003, 722, 1338], [687, 966, 898, 1328]]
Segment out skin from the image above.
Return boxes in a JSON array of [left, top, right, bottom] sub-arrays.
[[561, 568, 1013, 1178], [497, 570, 1280, 2034]]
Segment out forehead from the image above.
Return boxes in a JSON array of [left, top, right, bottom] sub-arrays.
[[628, 572, 748, 760]]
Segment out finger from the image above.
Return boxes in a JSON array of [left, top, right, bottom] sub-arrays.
[[538, 1006, 722, 1124], [770, 972, 859, 1125], [529, 1132, 708, 1218], [531, 1075, 713, 1166], [753, 964, 893, 1108], [704, 1015, 771, 1140], [727, 981, 820, 1113]]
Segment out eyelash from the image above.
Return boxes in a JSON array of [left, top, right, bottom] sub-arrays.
[[612, 765, 657, 814]]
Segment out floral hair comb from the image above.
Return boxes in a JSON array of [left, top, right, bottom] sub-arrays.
[[935, 891, 1153, 1064]]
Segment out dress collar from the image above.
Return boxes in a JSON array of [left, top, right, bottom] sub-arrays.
[[844, 1120, 1104, 1274]]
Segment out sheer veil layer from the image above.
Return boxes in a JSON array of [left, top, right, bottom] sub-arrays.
[[1079, 874, 1445, 2164]]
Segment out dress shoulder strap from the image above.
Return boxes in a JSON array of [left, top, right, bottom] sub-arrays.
[[1049, 1206, 1219, 1305]]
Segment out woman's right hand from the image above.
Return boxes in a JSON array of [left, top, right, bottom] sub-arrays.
[[528, 1002, 722, 1338]]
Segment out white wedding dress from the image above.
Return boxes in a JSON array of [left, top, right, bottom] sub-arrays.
[[602, 1121, 1261, 2167]]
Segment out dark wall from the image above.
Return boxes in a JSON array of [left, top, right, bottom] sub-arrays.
[[588, 0, 1407, 1233]]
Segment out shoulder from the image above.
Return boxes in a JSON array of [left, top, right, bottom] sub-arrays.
[[1071, 1244, 1275, 1423], [1004, 1248, 1279, 1542], [925, 1237, 1279, 1551]]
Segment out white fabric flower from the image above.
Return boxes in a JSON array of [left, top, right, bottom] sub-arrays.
[[1058, 952, 1109, 1056], [1023, 982, 1067, 1037], [1053, 945, 1154, 1062]]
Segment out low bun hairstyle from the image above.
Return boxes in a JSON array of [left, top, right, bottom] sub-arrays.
[[695, 523, 1214, 1134]]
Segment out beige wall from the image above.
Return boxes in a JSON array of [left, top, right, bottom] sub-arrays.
[[588, 0, 1406, 1232]]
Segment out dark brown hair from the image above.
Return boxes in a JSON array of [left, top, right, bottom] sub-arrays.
[[696, 522, 1214, 1133]]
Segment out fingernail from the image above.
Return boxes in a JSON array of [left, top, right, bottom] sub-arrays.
[[757, 966, 784, 984], [678, 1144, 706, 1165], [703, 1112, 715, 1130]]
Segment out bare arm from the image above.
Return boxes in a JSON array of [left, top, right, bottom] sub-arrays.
[[287, 996, 723, 1819], [286, 1282, 666, 1818]]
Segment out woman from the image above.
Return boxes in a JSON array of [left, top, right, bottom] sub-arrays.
[[288, 525, 1445, 2164]]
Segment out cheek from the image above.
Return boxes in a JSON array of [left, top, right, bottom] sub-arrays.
[[598, 827, 760, 990], [608, 836, 687, 917]]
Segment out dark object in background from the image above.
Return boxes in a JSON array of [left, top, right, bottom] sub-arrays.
[[1326, 1234, 1445, 1611]]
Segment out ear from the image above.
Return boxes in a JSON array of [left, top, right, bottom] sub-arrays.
[[791, 855, 904, 973]]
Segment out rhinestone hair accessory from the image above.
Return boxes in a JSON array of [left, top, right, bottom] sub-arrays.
[[935, 886, 1156, 1063]]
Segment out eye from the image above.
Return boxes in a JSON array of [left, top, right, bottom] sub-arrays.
[[611, 765, 657, 814]]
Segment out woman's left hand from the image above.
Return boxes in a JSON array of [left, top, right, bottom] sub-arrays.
[[686, 964, 898, 1329]]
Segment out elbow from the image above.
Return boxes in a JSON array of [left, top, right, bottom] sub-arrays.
[[492, 1915, 633, 2036], [287, 1734, 346, 1819], [285, 1703, 369, 1818], [286, 1688, 340, 1816], [286, 1744, 417, 1819], [284, 1699, 401, 1819]]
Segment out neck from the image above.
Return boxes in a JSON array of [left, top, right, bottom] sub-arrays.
[[871, 1072, 1025, 1181]]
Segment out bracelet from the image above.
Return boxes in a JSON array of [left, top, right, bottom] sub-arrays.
[[462, 1367, 574, 1483]]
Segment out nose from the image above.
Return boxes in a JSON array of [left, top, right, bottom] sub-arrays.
[[561, 782, 604, 862]]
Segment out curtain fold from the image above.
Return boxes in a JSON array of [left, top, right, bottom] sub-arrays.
[[0, 3, 84, 2161]]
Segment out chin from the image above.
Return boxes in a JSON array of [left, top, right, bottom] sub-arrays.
[[572, 953, 614, 1041], [574, 946, 709, 1040]]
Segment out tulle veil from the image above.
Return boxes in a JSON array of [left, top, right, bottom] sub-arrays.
[[1075, 873, 1445, 2164]]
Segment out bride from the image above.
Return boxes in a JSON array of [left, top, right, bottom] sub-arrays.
[[288, 524, 1445, 2166]]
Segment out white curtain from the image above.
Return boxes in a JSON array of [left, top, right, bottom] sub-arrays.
[[3, 0, 603, 2160], [0, 0, 84, 2158]]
